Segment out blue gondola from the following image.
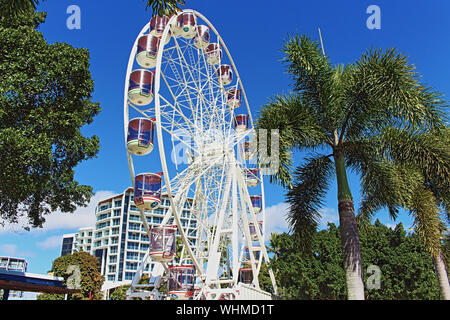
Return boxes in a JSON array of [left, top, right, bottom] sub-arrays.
[[243, 246, 261, 261]]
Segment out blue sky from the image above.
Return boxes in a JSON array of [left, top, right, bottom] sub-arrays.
[[1, 0, 449, 278]]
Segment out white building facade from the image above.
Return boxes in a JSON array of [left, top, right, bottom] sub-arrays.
[[61, 188, 197, 288]]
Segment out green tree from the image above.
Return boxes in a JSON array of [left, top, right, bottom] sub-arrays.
[[38, 251, 104, 300], [0, 10, 100, 229], [257, 34, 447, 299], [266, 221, 440, 300], [109, 284, 131, 300], [359, 221, 440, 300], [357, 128, 450, 299]]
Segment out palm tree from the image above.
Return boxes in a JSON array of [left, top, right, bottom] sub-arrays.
[[256, 34, 447, 299], [267, 233, 282, 259], [357, 127, 450, 299]]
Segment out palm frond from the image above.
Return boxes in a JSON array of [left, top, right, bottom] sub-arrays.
[[0, 0, 42, 18], [380, 127, 450, 195], [286, 154, 334, 252], [341, 48, 448, 141], [410, 187, 445, 257], [281, 34, 339, 136], [144, 0, 185, 16], [256, 93, 329, 188]]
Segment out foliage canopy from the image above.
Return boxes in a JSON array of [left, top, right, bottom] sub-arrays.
[[0, 10, 100, 229], [265, 221, 442, 300]]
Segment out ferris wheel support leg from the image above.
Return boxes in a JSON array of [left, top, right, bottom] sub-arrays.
[[205, 169, 233, 285], [236, 174, 259, 289], [231, 166, 240, 285], [235, 166, 279, 296]]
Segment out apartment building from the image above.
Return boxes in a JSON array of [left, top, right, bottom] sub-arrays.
[[61, 188, 197, 286]]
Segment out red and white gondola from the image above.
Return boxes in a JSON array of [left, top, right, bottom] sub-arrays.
[[134, 173, 162, 210], [150, 15, 171, 44], [194, 25, 210, 49], [127, 117, 155, 156], [226, 89, 242, 109], [244, 168, 259, 188], [168, 265, 195, 300], [216, 64, 233, 85], [149, 226, 177, 262], [239, 267, 253, 285], [233, 114, 249, 133], [128, 69, 155, 106], [172, 11, 197, 39], [136, 34, 161, 69], [205, 43, 222, 65]]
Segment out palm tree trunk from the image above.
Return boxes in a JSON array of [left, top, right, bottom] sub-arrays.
[[334, 153, 365, 300], [433, 252, 450, 300]]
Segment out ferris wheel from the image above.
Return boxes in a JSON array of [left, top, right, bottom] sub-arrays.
[[123, 9, 278, 300]]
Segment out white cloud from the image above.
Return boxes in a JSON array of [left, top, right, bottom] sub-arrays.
[[263, 202, 339, 235], [318, 207, 339, 229], [0, 244, 35, 258], [36, 235, 63, 250], [264, 202, 290, 235], [0, 190, 117, 234], [0, 244, 19, 256]]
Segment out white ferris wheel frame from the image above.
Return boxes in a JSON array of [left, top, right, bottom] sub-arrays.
[[123, 9, 278, 299]]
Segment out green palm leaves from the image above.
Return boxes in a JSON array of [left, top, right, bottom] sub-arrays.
[[144, 0, 185, 16], [257, 33, 448, 299], [0, 0, 42, 18]]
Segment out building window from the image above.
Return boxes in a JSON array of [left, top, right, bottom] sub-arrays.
[[125, 272, 134, 280], [126, 262, 138, 271], [127, 242, 139, 250], [126, 252, 138, 260], [128, 232, 139, 240]]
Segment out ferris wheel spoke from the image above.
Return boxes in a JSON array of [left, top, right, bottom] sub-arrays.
[[158, 93, 200, 133], [166, 39, 198, 115]]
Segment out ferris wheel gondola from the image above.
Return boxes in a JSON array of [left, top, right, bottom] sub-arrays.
[[123, 9, 278, 300]]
